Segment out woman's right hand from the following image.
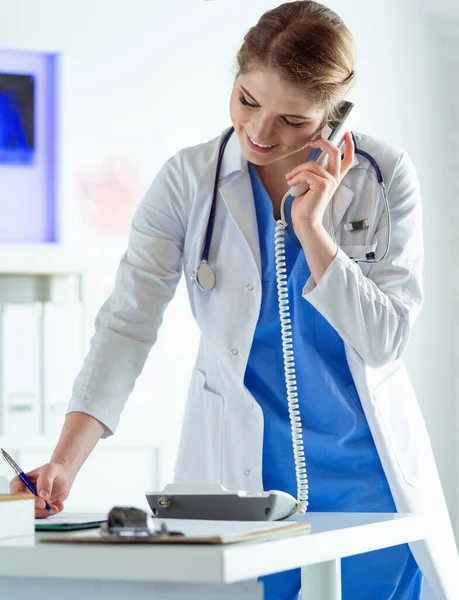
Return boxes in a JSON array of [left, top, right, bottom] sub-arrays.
[[9, 461, 72, 518]]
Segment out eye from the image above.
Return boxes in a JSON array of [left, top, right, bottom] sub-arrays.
[[239, 95, 257, 108], [282, 117, 305, 129], [239, 95, 306, 128]]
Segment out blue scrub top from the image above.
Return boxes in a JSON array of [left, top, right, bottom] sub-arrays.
[[244, 163, 423, 600]]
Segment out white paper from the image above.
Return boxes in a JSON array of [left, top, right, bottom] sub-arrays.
[[156, 518, 304, 540], [35, 513, 308, 542], [35, 512, 107, 525]]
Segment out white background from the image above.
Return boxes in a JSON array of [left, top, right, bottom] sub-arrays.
[[0, 0, 458, 569]]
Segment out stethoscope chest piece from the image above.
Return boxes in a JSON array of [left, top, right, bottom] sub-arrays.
[[191, 261, 216, 291]]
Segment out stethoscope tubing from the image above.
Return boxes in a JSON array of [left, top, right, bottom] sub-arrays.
[[193, 126, 390, 290]]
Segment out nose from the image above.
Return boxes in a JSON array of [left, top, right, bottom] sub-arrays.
[[249, 119, 276, 145]]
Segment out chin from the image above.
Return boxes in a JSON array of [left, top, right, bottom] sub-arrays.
[[236, 128, 280, 164], [242, 153, 279, 166]]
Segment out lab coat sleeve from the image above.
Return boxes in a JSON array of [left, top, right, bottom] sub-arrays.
[[302, 151, 423, 369], [67, 152, 187, 436]]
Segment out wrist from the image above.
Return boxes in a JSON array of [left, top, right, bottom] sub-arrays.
[[305, 219, 324, 232], [50, 455, 76, 482], [295, 218, 326, 242]]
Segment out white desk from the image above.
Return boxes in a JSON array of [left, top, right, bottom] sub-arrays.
[[0, 512, 430, 599]]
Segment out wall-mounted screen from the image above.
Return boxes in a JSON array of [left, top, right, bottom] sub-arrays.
[[0, 73, 35, 165]]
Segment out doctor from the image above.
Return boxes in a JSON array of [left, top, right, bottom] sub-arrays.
[[11, 1, 459, 598]]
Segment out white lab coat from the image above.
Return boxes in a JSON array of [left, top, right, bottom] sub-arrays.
[[68, 128, 459, 598]]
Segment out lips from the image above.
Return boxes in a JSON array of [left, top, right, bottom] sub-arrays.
[[245, 131, 278, 153]]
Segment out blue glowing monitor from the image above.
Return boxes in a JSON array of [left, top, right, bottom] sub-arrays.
[[0, 73, 35, 165]]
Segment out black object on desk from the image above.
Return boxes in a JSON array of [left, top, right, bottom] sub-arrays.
[[105, 506, 184, 538]]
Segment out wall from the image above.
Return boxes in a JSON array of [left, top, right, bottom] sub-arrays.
[[0, 0, 456, 546], [425, 9, 459, 546]]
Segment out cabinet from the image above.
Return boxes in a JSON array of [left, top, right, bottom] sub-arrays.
[[0, 438, 159, 512], [0, 246, 160, 512]]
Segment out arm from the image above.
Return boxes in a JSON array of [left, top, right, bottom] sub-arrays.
[[67, 151, 188, 435], [50, 412, 106, 481], [296, 220, 338, 283], [9, 411, 105, 517], [13, 152, 189, 517], [301, 151, 423, 368]]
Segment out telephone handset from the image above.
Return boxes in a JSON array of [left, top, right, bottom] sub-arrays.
[[282, 101, 360, 248], [146, 103, 360, 522], [289, 100, 360, 198]]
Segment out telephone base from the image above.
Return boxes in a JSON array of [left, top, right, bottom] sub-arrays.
[[146, 484, 298, 521]]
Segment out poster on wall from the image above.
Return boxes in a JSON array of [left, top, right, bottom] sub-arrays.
[[0, 73, 35, 165], [0, 50, 57, 243]]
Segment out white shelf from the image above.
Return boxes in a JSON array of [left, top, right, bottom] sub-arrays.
[[0, 244, 87, 275], [0, 435, 159, 449]]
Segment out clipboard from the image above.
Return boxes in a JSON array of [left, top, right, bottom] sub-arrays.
[[38, 519, 310, 545], [35, 521, 105, 532], [35, 512, 107, 532]]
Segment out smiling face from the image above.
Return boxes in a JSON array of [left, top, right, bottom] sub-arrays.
[[229, 69, 327, 169]]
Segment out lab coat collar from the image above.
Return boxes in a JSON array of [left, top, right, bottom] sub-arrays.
[[217, 128, 261, 278], [218, 127, 247, 182], [217, 127, 358, 274]]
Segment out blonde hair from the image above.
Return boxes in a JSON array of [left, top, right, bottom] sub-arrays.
[[236, 1, 356, 123]]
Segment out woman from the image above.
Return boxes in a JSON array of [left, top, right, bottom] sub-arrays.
[[11, 2, 459, 598]]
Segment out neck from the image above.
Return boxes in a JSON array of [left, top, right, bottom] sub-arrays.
[[255, 146, 314, 181]]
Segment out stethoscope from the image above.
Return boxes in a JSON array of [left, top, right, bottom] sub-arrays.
[[191, 127, 391, 292]]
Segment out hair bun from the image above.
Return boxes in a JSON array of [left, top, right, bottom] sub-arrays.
[[343, 70, 355, 83]]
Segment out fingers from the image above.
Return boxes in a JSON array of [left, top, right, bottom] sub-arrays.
[[9, 474, 25, 494], [286, 131, 355, 182], [35, 506, 54, 519], [9, 477, 46, 508], [10, 461, 68, 519], [286, 161, 329, 187], [35, 466, 58, 504], [31, 464, 63, 513], [308, 138, 341, 175], [35, 500, 64, 519], [286, 160, 311, 180], [340, 131, 355, 176], [289, 171, 327, 194], [10, 477, 49, 516], [10, 478, 48, 510], [52, 501, 65, 513], [286, 161, 333, 194]]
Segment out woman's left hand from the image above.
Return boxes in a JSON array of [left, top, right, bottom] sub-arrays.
[[285, 131, 355, 231]]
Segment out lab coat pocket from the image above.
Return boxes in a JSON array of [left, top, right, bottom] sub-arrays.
[[339, 243, 378, 277], [197, 370, 224, 484], [372, 366, 422, 487], [339, 242, 378, 261]]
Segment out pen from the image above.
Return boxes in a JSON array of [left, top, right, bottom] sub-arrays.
[[0, 448, 52, 512]]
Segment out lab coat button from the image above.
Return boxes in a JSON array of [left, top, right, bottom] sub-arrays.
[[244, 469, 251, 476], [247, 283, 254, 291], [247, 403, 254, 410], [231, 348, 239, 356]]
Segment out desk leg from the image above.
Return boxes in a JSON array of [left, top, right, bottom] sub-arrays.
[[301, 559, 341, 600]]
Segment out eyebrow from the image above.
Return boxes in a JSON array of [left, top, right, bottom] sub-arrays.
[[240, 85, 313, 120]]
